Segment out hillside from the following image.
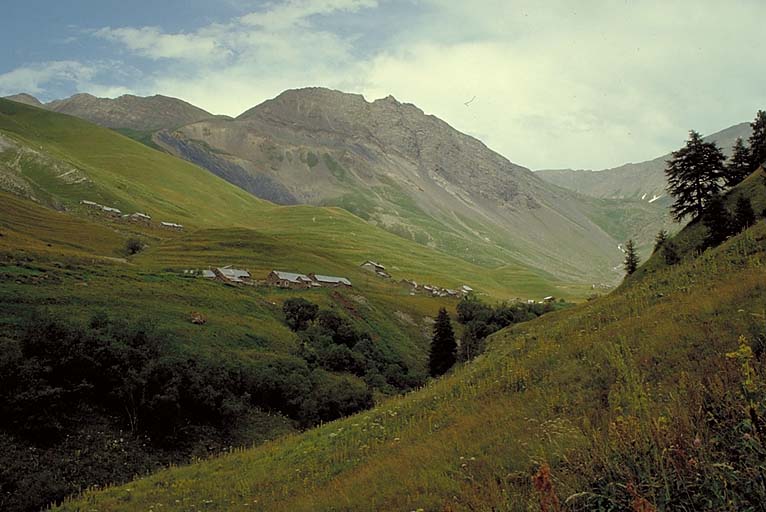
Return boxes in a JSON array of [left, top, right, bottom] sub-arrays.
[[537, 122, 752, 203], [0, 98, 593, 510], [3, 90, 673, 281], [3, 92, 219, 131], [56, 171, 766, 512], [153, 87, 666, 282]]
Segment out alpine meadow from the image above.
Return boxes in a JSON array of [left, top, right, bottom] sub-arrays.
[[1, 2, 765, 511]]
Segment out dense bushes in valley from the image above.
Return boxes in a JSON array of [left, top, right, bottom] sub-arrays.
[[455, 296, 560, 361], [283, 298, 424, 395], [0, 309, 388, 511]]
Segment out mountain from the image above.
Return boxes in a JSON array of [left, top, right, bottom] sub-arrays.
[[153, 87, 668, 283], [2, 93, 43, 107], [55, 171, 766, 512], [0, 97, 565, 300], [45, 93, 219, 131], [537, 122, 752, 203], [0, 97, 581, 510]]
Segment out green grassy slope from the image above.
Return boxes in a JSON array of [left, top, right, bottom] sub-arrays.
[[0, 99, 573, 301], [57, 189, 766, 510]]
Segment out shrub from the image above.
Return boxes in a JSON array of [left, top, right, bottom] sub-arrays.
[[283, 298, 319, 331], [125, 237, 143, 255]]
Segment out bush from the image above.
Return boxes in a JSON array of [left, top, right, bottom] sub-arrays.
[[283, 298, 319, 331], [125, 238, 143, 255]]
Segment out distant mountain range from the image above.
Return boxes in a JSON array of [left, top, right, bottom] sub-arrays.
[[3, 90, 677, 283], [5, 92, 220, 131], [536, 123, 752, 204]]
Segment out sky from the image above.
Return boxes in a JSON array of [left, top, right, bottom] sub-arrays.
[[1, 0, 764, 170]]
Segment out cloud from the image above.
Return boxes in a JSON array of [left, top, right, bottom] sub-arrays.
[[3, 0, 764, 170], [0, 61, 96, 96], [240, 0, 378, 29], [94, 26, 232, 61]]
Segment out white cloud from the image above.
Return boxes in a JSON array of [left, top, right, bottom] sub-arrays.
[[240, 0, 378, 29], [94, 26, 232, 61], [4, 1, 765, 170], [0, 61, 96, 96]]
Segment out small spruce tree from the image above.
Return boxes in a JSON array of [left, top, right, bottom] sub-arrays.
[[725, 137, 752, 187], [623, 239, 640, 275], [653, 230, 668, 253], [663, 240, 681, 265], [733, 195, 756, 232], [702, 194, 732, 248], [748, 110, 766, 173], [429, 308, 457, 377], [665, 130, 726, 221]]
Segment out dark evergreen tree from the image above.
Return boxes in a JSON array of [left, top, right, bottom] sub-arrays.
[[623, 239, 640, 275], [429, 308, 456, 377], [748, 110, 766, 172], [663, 240, 681, 265], [733, 195, 756, 232], [725, 137, 752, 187], [665, 130, 726, 221], [653, 230, 668, 253], [702, 194, 733, 248]]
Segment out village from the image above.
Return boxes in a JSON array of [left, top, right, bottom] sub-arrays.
[[80, 200, 184, 230], [185, 259, 481, 300], [179, 259, 561, 303]]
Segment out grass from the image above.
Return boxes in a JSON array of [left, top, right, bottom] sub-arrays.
[[0, 99, 576, 301], [54, 207, 766, 510]]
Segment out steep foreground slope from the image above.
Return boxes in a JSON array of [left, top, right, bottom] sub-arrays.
[[154, 88, 665, 282], [58, 183, 766, 511], [537, 122, 752, 203]]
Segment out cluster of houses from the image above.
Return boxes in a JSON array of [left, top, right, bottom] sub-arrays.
[[198, 266, 353, 289], [401, 280, 474, 298], [360, 260, 391, 279], [80, 200, 184, 230], [193, 259, 479, 300]]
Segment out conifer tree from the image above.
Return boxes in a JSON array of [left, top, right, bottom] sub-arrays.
[[733, 195, 756, 232], [702, 194, 732, 248], [653, 230, 668, 253], [725, 137, 752, 187], [748, 110, 766, 172], [665, 130, 726, 221], [663, 241, 681, 265], [623, 239, 640, 275], [429, 308, 457, 377]]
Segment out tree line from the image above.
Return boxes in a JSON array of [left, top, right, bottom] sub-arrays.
[[428, 297, 562, 377], [622, 110, 766, 276], [282, 298, 424, 394]]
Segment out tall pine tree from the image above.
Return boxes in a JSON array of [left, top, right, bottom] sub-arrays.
[[429, 308, 457, 377], [665, 130, 726, 221], [725, 137, 752, 187], [733, 195, 756, 232], [653, 230, 668, 253], [702, 194, 732, 248], [623, 239, 640, 275], [748, 110, 766, 173]]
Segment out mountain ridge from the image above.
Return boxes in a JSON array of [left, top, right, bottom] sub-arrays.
[[536, 122, 752, 202]]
